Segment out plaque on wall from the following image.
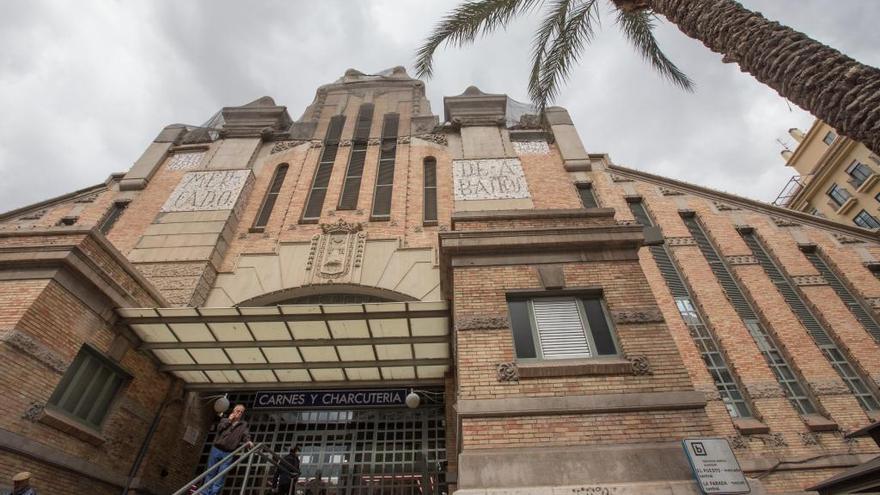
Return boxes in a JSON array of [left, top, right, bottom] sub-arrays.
[[161, 169, 250, 212], [452, 158, 530, 201]]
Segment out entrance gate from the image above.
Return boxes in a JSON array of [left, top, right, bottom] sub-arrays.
[[199, 393, 448, 494]]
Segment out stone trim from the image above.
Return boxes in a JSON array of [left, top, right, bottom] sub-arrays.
[[611, 309, 664, 324], [456, 390, 706, 418], [37, 406, 106, 446], [0, 426, 125, 488], [745, 381, 786, 399], [809, 379, 851, 396], [732, 418, 770, 435], [496, 362, 519, 382], [517, 358, 633, 379], [714, 201, 740, 211], [659, 187, 684, 196], [772, 216, 801, 227], [792, 275, 829, 286], [738, 452, 875, 474], [440, 225, 645, 259], [665, 237, 697, 246], [455, 315, 509, 331], [451, 207, 616, 225], [726, 255, 758, 265], [0, 329, 67, 373]]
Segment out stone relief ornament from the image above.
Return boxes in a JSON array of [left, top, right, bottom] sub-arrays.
[[792, 275, 828, 286], [772, 216, 801, 227], [367, 138, 382, 146], [310, 140, 324, 149], [22, 402, 45, 422], [610, 174, 633, 183], [799, 432, 820, 446], [728, 434, 748, 450], [18, 209, 47, 221], [833, 233, 863, 244], [496, 362, 520, 382], [511, 140, 550, 155], [454, 315, 510, 331], [167, 151, 206, 170], [612, 309, 664, 324], [726, 255, 758, 266], [713, 201, 740, 211], [627, 355, 653, 376], [74, 193, 99, 203], [659, 187, 684, 196], [307, 219, 366, 280], [665, 237, 697, 247], [270, 140, 308, 154]]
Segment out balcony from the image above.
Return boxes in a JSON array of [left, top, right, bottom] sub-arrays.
[[772, 175, 812, 207]]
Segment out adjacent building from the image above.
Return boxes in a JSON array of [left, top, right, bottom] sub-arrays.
[[774, 120, 880, 230], [1, 67, 879, 494]]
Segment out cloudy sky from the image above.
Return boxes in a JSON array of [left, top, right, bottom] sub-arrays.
[[0, 0, 877, 212]]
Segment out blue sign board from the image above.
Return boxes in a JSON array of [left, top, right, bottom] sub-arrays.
[[253, 388, 409, 409]]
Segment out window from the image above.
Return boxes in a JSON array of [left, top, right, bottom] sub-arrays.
[[252, 164, 288, 231], [826, 183, 851, 208], [846, 160, 873, 187], [99, 201, 129, 234], [48, 346, 129, 428], [370, 113, 400, 221], [338, 104, 374, 210], [508, 295, 618, 360], [302, 115, 346, 222], [854, 209, 880, 229], [423, 157, 438, 225], [823, 131, 836, 145], [575, 182, 598, 208]]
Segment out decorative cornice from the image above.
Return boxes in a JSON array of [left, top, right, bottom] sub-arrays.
[[726, 255, 758, 265], [0, 330, 67, 373], [319, 218, 363, 234], [611, 309, 664, 324], [665, 236, 697, 246], [455, 314, 509, 331]]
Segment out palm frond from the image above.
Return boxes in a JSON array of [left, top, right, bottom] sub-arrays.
[[615, 9, 694, 91], [532, 0, 600, 110], [529, 0, 573, 105], [415, 0, 541, 79]]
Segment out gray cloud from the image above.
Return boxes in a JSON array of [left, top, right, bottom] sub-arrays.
[[0, 0, 877, 212]]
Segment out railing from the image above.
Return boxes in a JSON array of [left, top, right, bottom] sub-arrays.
[[772, 175, 810, 207], [173, 443, 299, 495]]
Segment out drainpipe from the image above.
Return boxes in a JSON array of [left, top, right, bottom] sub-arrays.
[[122, 381, 182, 495]]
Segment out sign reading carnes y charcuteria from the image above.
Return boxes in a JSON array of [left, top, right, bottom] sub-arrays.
[[453, 158, 530, 201], [253, 389, 409, 409], [161, 169, 251, 212]]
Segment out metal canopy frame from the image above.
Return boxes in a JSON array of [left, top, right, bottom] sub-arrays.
[[117, 301, 452, 388]]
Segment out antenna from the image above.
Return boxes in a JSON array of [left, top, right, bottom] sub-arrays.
[[776, 138, 792, 152]]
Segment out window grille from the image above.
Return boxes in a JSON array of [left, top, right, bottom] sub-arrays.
[[370, 114, 400, 220], [740, 229, 880, 411], [48, 346, 129, 428], [253, 164, 288, 230], [302, 115, 346, 222], [682, 214, 818, 415], [338, 104, 374, 210], [423, 157, 438, 224]]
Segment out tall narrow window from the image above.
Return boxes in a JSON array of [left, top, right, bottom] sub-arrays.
[[575, 182, 598, 208], [338, 104, 374, 210], [99, 200, 129, 234], [631, 200, 753, 419], [302, 115, 346, 222], [252, 164, 288, 231], [371, 113, 400, 221], [739, 228, 880, 412], [682, 213, 819, 416], [826, 184, 851, 208], [49, 346, 129, 428], [423, 157, 438, 225], [854, 209, 880, 229]]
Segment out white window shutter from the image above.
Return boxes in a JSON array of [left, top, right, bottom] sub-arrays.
[[532, 298, 592, 359]]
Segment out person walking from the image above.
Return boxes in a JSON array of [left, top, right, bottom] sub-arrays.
[[11, 472, 37, 495], [270, 444, 301, 495], [204, 404, 253, 495]]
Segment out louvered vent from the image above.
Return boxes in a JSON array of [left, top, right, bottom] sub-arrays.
[[253, 164, 288, 229], [629, 200, 653, 227], [423, 158, 438, 223], [371, 113, 399, 220], [532, 298, 592, 359], [740, 230, 879, 411], [338, 105, 374, 210], [803, 250, 880, 343]]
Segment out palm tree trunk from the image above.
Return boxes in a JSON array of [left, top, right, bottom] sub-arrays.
[[643, 0, 880, 156]]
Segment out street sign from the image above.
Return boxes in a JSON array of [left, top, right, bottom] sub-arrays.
[[682, 438, 750, 494]]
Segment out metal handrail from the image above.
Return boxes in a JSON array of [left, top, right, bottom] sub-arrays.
[[173, 442, 302, 495]]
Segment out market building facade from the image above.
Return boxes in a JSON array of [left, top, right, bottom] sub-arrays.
[[0, 67, 879, 494]]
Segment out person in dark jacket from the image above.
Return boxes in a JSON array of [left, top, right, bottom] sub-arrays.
[[270, 444, 301, 495], [204, 404, 253, 495]]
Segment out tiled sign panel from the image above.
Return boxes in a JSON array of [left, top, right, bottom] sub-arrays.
[[452, 158, 530, 201], [166, 151, 205, 171], [161, 169, 250, 212]]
